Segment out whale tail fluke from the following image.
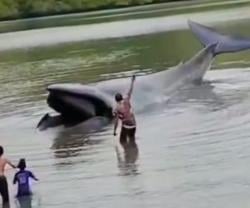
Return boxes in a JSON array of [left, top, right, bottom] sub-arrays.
[[188, 20, 250, 56]]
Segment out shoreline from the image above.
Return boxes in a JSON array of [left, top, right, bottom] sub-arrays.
[[0, 0, 189, 22], [0, 0, 249, 35], [0, 0, 249, 23]]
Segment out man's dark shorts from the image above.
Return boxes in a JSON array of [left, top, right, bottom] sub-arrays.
[[0, 176, 9, 204], [120, 125, 136, 144]]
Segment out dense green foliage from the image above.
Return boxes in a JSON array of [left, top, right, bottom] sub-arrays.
[[0, 0, 182, 20]]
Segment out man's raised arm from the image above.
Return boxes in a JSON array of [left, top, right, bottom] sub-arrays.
[[127, 75, 136, 100]]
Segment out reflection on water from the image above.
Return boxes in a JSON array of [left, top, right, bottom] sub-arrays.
[[52, 134, 92, 159], [14, 195, 42, 208], [16, 196, 32, 208], [115, 142, 139, 176], [2, 203, 10, 208], [52, 117, 110, 159], [167, 79, 250, 113], [168, 81, 224, 111]]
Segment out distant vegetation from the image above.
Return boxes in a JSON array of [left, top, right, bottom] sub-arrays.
[[0, 0, 185, 20]]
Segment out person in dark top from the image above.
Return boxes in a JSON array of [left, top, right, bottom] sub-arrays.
[[113, 75, 137, 144], [13, 159, 38, 197]]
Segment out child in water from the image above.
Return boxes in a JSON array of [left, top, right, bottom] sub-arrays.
[[13, 159, 38, 197]]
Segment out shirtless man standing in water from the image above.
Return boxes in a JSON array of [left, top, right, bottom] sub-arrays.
[[0, 146, 16, 205], [113, 75, 136, 144]]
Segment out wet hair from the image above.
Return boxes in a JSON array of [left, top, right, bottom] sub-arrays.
[[0, 146, 3, 156], [115, 93, 123, 102], [17, 158, 26, 170]]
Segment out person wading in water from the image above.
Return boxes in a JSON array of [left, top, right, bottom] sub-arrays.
[[113, 75, 137, 144], [0, 146, 16, 206]]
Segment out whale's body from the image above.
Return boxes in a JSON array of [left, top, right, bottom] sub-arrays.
[[37, 21, 250, 130]]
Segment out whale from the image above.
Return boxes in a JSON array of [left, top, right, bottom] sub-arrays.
[[37, 21, 250, 131]]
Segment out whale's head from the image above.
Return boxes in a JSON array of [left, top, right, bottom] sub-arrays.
[[47, 84, 114, 121]]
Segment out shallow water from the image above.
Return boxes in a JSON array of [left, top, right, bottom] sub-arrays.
[[1, 3, 250, 208]]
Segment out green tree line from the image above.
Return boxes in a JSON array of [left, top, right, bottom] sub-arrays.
[[0, 0, 183, 20]]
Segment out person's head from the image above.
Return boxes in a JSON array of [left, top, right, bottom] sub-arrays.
[[115, 93, 123, 103], [0, 146, 3, 157], [17, 158, 26, 170]]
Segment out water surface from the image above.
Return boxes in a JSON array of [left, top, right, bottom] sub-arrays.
[[1, 3, 250, 208]]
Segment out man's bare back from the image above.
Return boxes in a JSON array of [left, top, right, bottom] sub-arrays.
[[115, 97, 136, 126]]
